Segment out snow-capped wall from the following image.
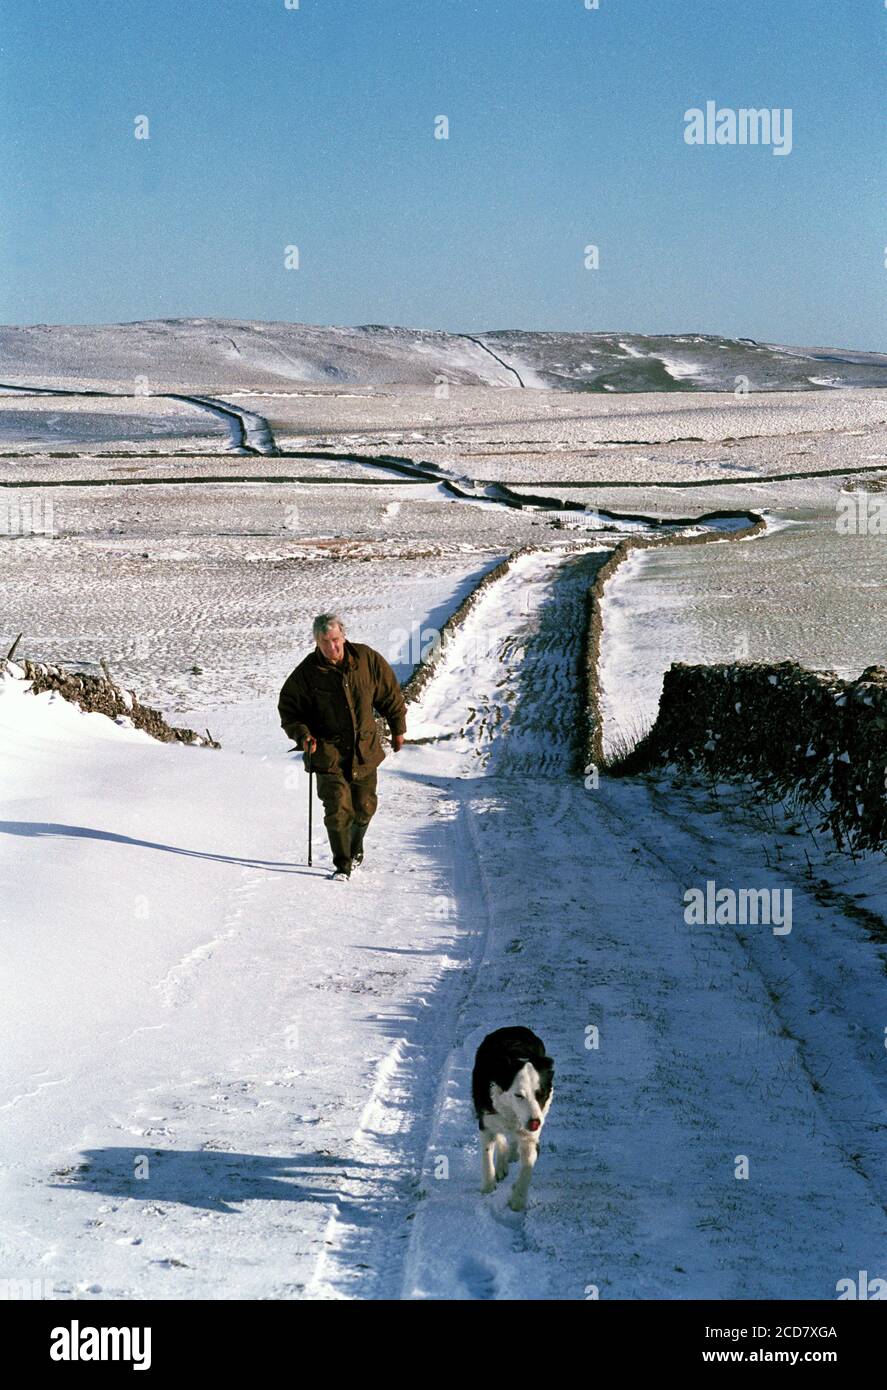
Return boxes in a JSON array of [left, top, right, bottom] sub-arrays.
[[613, 661, 887, 854], [4, 659, 220, 747]]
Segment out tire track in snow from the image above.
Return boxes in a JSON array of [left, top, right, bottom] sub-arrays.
[[608, 778, 887, 1216], [301, 799, 498, 1300], [395, 553, 614, 1297]]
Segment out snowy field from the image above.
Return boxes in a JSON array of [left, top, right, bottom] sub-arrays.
[[1, 328, 885, 1300], [598, 476, 887, 756]]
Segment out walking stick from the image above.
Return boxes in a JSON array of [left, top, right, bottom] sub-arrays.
[[307, 745, 313, 867]]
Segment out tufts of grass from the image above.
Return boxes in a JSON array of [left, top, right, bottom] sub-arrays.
[[601, 715, 655, 773]]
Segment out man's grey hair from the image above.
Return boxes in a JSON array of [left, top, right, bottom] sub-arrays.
[[312, 612, 346, 639]]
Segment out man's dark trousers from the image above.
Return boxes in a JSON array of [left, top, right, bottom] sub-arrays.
[[315, 769, 378, 871]]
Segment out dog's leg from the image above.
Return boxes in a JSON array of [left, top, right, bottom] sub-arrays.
[[507, 1137, 539, 1212], [480, 1131, 498, 1194], [494, 1133, 510, 1182]]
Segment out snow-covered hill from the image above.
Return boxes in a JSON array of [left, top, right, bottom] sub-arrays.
[[1, 319, 885, 392]]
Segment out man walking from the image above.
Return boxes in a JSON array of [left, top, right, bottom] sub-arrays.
[[278, 612, 407, 880]]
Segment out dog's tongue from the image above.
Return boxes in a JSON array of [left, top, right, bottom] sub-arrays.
[[527, 1119, 541, 1132]]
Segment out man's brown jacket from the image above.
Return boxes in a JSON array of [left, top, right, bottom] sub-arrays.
[[278, 640, 407, 780]]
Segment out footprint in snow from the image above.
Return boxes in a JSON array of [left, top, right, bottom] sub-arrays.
[[458, 1257, 498, 1301]]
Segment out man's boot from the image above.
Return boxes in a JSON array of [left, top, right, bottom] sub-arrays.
[[350, 821, 368, 868]]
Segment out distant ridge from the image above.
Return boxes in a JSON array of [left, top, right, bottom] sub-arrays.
[[1, 319, 885, 393]]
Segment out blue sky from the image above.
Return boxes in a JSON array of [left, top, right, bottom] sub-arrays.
[[1, 0, 884, 348]]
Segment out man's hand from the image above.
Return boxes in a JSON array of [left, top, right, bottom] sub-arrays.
[[302, 735, 317, 755], [391, 733, 405, 752]]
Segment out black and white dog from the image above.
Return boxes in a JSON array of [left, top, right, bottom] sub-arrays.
[[471, 1026, 554, 1212]]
